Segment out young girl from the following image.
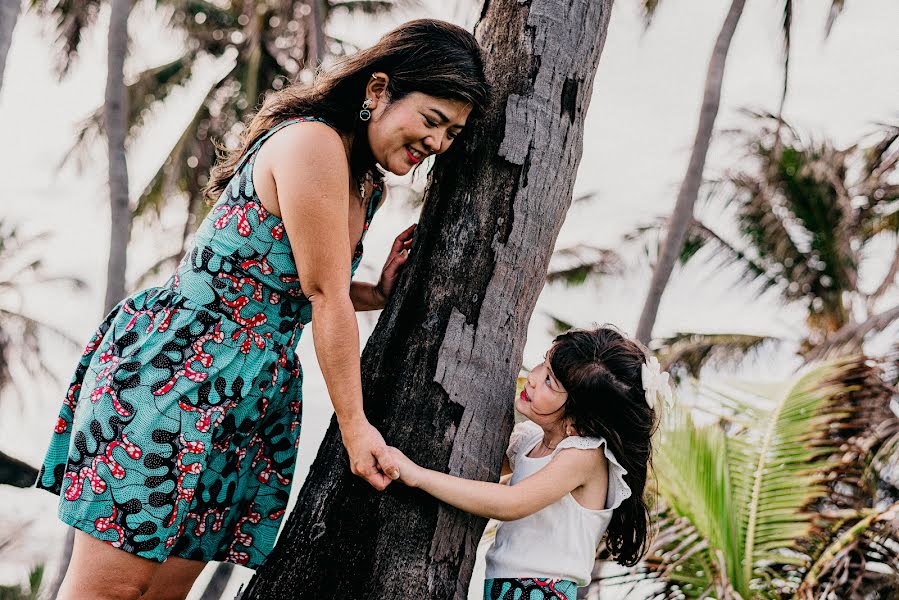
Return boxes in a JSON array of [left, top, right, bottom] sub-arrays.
[[388, 327, 671, 600]]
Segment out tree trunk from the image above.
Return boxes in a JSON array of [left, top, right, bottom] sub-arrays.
[[241, 1, 614, 598], [103, 0, 131, 313], [47, 6, 133, 598], [198, 562, 234, 600], [634, 0, 746, 345], [0, 449, 37, 488], [307, 0, 326, 67], [0, 0, 19, 95]]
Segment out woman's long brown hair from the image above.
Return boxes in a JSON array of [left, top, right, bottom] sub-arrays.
[[204, 18, 490, 203]]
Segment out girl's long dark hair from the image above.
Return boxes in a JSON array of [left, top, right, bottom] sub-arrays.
[[549, 326, 657, 567], [204, 19, 489, 202]]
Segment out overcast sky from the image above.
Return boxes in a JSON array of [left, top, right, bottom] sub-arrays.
[[1, 0, 897, 596]]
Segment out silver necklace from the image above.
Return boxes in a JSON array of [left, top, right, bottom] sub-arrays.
[[540, 437, 561, 451]]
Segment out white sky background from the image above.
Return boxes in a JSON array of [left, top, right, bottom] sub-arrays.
[[0, 0, 897, 596]]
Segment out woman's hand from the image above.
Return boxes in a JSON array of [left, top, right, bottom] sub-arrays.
[[340, 419, 400, 490], [375, 224, 416, 305]]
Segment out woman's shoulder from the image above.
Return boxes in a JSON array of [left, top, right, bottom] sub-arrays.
[[254, 119, 348, 190], [262, 118, 344, 159]]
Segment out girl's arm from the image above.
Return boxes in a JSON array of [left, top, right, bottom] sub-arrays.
[[388, 447, 603, 521]]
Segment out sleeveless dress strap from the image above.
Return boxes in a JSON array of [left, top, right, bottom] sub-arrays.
[[506, 420, 543, 471], [366, 181, 385, 221], [233, 117, 332, 174], [555, 434, 633, 511]]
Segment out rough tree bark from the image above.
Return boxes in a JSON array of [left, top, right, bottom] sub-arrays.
[[634, 0, 745, 345], [242, 0, 614, 598]]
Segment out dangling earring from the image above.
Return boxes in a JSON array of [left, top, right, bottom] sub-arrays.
[[359, 98, 373, 121]]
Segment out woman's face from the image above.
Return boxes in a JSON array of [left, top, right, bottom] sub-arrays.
[[366, 85, 472, 176], [515, 350, 569, 427]]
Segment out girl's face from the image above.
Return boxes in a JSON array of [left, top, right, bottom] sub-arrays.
[[515, 350, 569, 427], [365, 83, 471, 176]]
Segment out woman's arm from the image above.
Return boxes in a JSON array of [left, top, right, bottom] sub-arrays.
[[264, 122, 398, 489], [389, 447, 601, 521]]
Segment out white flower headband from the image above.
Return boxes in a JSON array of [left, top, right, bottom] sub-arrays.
[[641, 356, 673, 410]]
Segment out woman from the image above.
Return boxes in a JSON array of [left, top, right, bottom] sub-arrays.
[[37, 19, 489, 600]]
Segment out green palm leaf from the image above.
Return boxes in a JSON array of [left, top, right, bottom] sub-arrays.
[[649, 358, 869, 598]]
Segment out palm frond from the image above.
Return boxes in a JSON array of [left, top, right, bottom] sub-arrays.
[[647, 358, 877, 598], [824, 0, 846, 38], [655, 331, 779, 380], [638, 0, 663, 28], [805, 303, 899, 362], [542, 312, 576, 337], [718, 115, 872, 335], [29, 0, 103, 78], [690, 218, 782, 292], [651, 407, 740, 596], [546, 244, 623, 286], [134, 63, 231, 218], [800, 501, 899, 596], [61, 55, 196, 172], [779, 0, 792, 116]]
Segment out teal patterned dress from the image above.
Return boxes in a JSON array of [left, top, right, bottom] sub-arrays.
[[37, 117, 382, 567]]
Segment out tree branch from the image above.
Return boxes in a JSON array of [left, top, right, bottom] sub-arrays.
[[807, 302, 899, 361]]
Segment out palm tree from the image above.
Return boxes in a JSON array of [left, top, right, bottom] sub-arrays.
[[62, 0, 416, 285], [642, 115, 899, 375], [0, 220, 84, 487], [551, 113, 899, 600], [607, 358, 899, 598], [634, 0, 849, 345], [104, 0, 130, 311]]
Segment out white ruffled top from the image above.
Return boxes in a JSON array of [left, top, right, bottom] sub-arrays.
[[484, 420, 632, 585]]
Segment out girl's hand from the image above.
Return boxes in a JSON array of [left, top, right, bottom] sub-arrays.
[[375, 224, 416, 305], [386, 446, 424, 487]]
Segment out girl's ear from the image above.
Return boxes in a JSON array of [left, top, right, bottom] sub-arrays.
[[565, 423, 578, 437]]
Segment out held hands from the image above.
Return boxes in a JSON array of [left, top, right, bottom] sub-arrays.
[[341, 419, 400, 490], [384, 446, 424, 487], [375, 224, 416, 305]]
